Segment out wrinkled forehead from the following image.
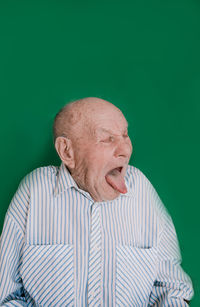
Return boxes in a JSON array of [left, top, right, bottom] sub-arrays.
[[85, 106, 128, 136]]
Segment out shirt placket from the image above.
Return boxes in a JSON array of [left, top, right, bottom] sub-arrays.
[[87, 203, 102, 306]]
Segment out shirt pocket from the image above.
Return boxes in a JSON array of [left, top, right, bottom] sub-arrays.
[[21, 244, 74, 306], [115, 245, 157, 306]]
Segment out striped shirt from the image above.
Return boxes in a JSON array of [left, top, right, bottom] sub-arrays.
[[0, 162, 194, 306]]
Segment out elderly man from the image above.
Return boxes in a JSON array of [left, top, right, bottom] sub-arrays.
[[0, 97, 193, 306]]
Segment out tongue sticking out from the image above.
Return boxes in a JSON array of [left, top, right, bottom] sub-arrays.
[[105, 168, 127, 194]]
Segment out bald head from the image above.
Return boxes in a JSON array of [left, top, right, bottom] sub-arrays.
[[53, 97, 122, 143]]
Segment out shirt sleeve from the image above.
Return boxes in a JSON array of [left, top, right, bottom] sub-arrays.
[[0, 177, 30, 306], [146, 179, 194, 306]]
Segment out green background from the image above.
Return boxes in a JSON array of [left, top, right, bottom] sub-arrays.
[[0, 0, 199, 304]]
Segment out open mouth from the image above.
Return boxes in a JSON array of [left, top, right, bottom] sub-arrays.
[[105, 166, 127, 194], [108, 167, 123, 176]]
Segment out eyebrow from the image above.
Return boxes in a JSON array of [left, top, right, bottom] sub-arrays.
[[98, 127, 128, 135]]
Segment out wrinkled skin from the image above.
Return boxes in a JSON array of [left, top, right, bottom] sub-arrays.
[[68, 100, 133, 202]]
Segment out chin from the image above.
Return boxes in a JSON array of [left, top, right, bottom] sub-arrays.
[[92, 182, 120, 202]]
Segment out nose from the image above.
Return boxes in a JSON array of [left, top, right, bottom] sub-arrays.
[[114, 137, 132, 159]]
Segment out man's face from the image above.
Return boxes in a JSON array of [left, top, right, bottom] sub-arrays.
[[70, 104, 133, 202]]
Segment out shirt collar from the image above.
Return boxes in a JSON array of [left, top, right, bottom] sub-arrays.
[[124, 175, 133, 197], [54, 162, 79, 196]]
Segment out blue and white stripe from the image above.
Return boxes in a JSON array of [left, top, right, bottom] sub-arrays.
[[87, 204, 101, 306], [0, 162, 194, 306]]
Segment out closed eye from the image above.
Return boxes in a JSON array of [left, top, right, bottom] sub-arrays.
[[123, 129, 129, 137], [123, 131, 130, 139], [100, 136, 115, 143]]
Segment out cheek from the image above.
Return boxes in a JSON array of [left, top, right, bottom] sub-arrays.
[[90, 147, 112, 169]]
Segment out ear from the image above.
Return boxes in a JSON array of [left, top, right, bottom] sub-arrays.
[[55, 137, 75, 169]]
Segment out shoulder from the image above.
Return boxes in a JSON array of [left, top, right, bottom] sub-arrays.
[[9, 164, 59, 207], [23, 165, 59, 188], [6, 165, 59, 232], [126, 165, 169, 219], [125, 164, 152, 190]]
